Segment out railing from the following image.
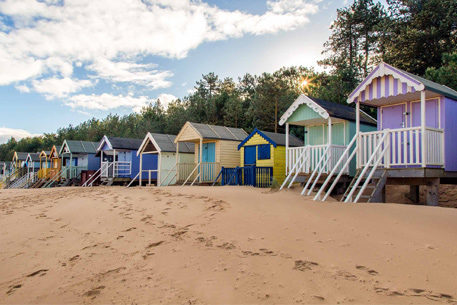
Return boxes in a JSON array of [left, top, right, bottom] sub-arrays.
[[101, 161, 132, 178], [180, 162, 221, 185], [287, 144, 349, 175], [115, 161, 131, 177], [199, 162, 220, 182], [425, 128, 444, 166], [177, 163, 196, 183], [358, 127, 444, 168], [82, 167, 102, 187], [219, 166, 273, 188], [61, 166, 86, 179]]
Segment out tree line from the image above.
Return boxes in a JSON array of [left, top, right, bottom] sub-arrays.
[[1, 0, 456, 161]]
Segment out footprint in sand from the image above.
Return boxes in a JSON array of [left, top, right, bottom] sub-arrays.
[[83, 286, 105, 298], [6, 284, 22, 295], [146, 241, 164, 249], [294, 260, 319, 271], [356, 265, 378, 275], [123, 227, 136, 232], [27, 269, 48, 277], [217, 242, 236, 250]]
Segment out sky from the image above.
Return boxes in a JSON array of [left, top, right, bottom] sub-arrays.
[[0, 0, 349, 143]]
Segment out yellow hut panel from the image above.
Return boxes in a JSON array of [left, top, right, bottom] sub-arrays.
[[238, 129, 303, 184], [175, 122, 248, 184]]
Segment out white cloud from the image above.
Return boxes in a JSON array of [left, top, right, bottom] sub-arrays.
[[0, 127, 40, 144], [156, 93, 177, 109], [66, 93, 151, 112], [15, 84, 30, 93], [88, 59, 172, 89], [32, 77, 93, 99], [0, 0, 320, 111]]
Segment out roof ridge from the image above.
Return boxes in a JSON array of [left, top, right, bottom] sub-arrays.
[[206, 124, 221, 138], [224, 126, 238, 139]]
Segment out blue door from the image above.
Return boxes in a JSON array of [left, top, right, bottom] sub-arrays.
[[244, 146, 256, 166], [201, 143, 216, 162]]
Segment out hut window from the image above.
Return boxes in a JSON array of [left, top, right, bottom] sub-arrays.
[[258, 144, 270, 160]]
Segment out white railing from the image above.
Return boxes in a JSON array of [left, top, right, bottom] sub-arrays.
[[358, 127, 444, 168], [114, 161, 131, 177], [287, 144, 349, 175], [425, 128, 444, 166], [101, 161, 132, 178]]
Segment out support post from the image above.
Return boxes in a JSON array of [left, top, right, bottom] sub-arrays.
[[425, 178, 439, 206], [199, 138, 203, 183], [356, 99, 360, 168], [408, 185, 420, 203], [285, 123, 289, 175], [139, 152, 143, 186], [113, 149, 116, 178], [157, 153, 161, 186], [176, 142, 180, 183], [328, 117, 332, 171], [69, 153, 73, 179], [421, 90, 426, 167]]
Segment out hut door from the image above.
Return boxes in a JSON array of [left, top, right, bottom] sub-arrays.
[[381, 104, 406, 165], [244, 146, 256, 166], [381, 104, 405, 129], [201, 143, 215, 163], [411, 100, 439, 128]]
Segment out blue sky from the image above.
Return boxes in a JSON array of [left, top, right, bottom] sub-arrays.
[[0, 0, 348, 143]]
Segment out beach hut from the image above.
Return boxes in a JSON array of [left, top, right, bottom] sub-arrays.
[[136, 132, 194, 186], [92, 136, 155, 185], [25, 153, 40, 173], [59, 140, 100, 180], [12, 152, 28, 170], [236, 129, 303, 185], [38, 150, 50, 179], [174, 122, 248, 184], [279, 94, 377, 189], [48, 145, 61, 179], [314, 62, 457, 205]]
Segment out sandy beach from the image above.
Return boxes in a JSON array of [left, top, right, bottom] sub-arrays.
[[1, 186, 456, 304]]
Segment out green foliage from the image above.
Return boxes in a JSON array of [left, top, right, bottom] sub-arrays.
[[425, 52, 457, 91], [379, 0, 457, 75]]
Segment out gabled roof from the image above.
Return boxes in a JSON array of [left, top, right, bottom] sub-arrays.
[[348, 62, 457, 104], [176, 122, 248, 142], [238, 128, 303, 150], [97, 135, 143, 151], [137, 132, 194, 155], [60, 140, 98, 154], [26, 153, 40, 162], [280, 94, 377, 126], [39, 150, 50, 158], [49, 145, 60, 158], [13, 152, 29, 161]]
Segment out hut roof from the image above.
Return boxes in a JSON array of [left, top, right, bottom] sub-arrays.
[[60, 140, 99, 154], [238, 128, 303, 149], [188, 122, 248, 141], [280, 94, 377, 126], [139, 133, 194, 154]]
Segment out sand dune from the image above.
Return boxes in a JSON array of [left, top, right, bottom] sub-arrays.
[[0, 186, 456, 304]]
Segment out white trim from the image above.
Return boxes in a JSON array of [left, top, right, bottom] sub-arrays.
[[279, 94, 329, 126], [96, 135, 113, 152], [347, 62, 425, 104], [59, 140, 71, 155], [137, 132, 162, 156]]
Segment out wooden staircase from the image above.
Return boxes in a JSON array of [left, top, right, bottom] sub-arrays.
[[341, 170, 387, 203]]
